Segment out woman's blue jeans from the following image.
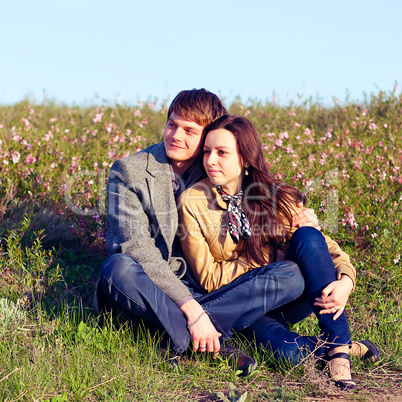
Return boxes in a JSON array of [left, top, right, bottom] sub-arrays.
[[97, 255, 304, 353], [241, 227, 352, 365]]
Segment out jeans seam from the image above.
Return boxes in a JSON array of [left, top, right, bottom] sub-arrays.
[[103, 276, 147, 311]]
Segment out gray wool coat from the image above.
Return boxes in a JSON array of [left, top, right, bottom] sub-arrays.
[[106, 142, 202, 302]]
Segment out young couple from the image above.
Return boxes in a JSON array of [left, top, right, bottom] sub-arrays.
[[94, 89, 378, 388]]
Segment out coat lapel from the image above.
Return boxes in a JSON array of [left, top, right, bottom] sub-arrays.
[[145, 143, 178, 248]]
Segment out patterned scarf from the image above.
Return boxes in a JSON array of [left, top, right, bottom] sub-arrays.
[[215, 185, 252, 243]]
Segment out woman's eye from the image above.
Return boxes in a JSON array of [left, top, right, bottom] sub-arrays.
[[203, 150, 210, 155]]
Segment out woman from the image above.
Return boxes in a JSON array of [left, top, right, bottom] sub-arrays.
[[178, 115, 379, 389]]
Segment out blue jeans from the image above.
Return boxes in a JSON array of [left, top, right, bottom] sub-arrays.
[[240, 227, 352, 365], [97, 255, 304, 353]]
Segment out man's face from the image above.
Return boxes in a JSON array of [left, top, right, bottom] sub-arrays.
[[163, 112, 205, 174]]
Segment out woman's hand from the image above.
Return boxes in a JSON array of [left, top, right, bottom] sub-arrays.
[[180, 299, 221, 354], [314, 275, 354, 320], [292, 203, 321, 229]]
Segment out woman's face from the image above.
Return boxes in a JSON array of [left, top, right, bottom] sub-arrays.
[[203, 128, 244, 195]]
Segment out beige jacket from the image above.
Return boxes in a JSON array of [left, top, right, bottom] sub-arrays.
[[178, 177, 356, 292]]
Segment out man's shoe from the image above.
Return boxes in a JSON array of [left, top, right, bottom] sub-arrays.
[[350, 340, 380, 363], [159, 347, 181, 371], [218, 342, 257, 377], [93, 280, 112, 315]]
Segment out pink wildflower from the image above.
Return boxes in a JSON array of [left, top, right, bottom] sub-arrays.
[[42, 131, 54, 141], [22, 118, 31, 127], [304, 128, 311, 135], [342, 211, 358, 228], [26, 154, 37, 164], [11, 151, 20, 164], [93, 113, 103, 123]]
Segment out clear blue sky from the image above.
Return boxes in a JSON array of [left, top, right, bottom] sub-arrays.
[[1, 0, 401, 106]]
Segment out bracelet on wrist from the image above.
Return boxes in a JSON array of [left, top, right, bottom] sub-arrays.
[[187, 311, 205, 329]]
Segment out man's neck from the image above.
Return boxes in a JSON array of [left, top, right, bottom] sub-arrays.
[[170, 160, 192, 177]]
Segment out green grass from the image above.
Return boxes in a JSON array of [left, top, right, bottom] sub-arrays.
[[0, 90, 401, 400]]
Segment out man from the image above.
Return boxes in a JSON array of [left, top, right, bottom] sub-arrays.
[[94, 88, 315, 374]]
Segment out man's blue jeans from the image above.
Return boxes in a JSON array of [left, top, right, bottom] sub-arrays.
[[241, 227, 352, 365], [98, 255, 304, 353]]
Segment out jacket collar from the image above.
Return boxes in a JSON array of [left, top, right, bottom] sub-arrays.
[[209, 180, 229, 210], [145, 142, 169, 177], [145, 142, 178, 248]]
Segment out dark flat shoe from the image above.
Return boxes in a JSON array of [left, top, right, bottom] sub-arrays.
[[351, 340, 380, 363]]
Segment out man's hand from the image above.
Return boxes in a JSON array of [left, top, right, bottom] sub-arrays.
[[292, 203, 321, 229], [314, 275, 354, 320], [180, 299, 221, 354]]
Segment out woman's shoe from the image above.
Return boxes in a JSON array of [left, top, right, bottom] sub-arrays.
[[326, 352, 356, 390], [351, 340, 380, 363]]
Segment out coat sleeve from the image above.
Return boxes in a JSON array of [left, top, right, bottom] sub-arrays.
[[106, 158, 192, 302], [285, 204, 357, 289], [178, 191, 252, 292]]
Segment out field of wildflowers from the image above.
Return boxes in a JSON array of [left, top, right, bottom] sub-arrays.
[[0, 90, 401, 400]]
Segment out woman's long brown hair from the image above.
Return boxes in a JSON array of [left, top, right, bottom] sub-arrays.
[[203, 115, 305, 266]]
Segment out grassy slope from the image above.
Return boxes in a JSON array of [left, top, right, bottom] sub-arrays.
[[0, 91, 401, 401]]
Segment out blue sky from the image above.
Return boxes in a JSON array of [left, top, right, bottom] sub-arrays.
[[1, 0, 401, 106]]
